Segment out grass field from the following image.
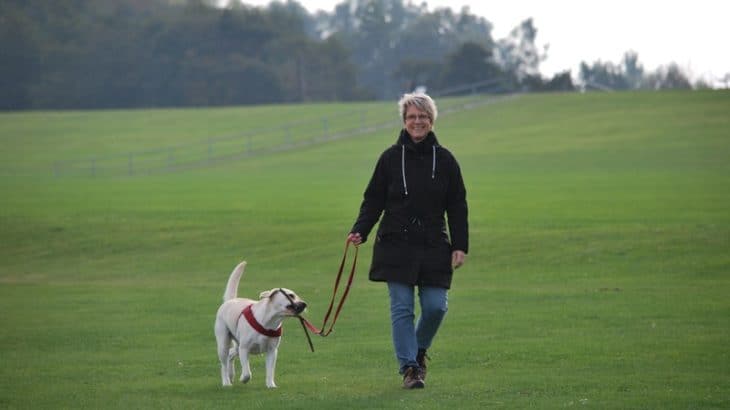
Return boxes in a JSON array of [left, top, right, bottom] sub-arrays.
[[1, 90, 728, 409]]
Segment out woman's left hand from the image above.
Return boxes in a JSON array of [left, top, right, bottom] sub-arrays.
[[452, 250, 466, 269]]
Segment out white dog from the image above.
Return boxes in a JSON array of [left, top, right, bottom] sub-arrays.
[[214, 261, 307, 388]]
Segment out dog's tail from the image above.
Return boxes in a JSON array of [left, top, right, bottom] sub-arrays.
[[223, 261, 247, 302]]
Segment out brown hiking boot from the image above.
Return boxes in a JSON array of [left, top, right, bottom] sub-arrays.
[[402, 366, 425, 389], [416, 349, 429, 380]]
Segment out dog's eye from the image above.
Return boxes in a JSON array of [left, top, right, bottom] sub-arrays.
[[288, 293, 295, 299]]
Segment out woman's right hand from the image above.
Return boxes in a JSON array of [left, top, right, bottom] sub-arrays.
[[347, 232, 363, 246]]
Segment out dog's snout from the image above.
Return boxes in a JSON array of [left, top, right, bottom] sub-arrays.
[[292, 302, 307, 314]]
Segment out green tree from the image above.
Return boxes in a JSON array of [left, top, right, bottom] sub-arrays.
[[579, 51, 692, 91], [579, 60, 630, 90], [265, 36, 365, 102], [440, 41, 502, 91], [0, 2, 40, 109], [2, 0, 559, 109], [623, 51, 644, 89], [324, 0, 496, 98], [496, 18, 546, 82], [393, 58, 444, 93], [521, 71, 575, 92], [642, 63, 693, 90]]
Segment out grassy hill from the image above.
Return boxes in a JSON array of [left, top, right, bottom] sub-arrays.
[[1, 90, 728, 409]]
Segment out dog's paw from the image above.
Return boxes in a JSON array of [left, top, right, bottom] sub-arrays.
[[240, 374, 251, 384], [266, 383, 278, 389]]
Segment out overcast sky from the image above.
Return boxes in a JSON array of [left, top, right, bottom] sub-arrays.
[[239, 0, 730, 86]]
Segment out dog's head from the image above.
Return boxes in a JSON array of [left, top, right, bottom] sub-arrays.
[[259, 288, 307, 316]]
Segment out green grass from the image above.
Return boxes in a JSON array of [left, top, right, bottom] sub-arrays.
[[1, 90, 729, 409]]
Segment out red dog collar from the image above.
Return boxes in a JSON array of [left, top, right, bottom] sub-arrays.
[[242, 305, 282, 337]]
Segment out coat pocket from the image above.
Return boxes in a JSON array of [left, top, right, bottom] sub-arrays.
[[372, 232, 409, 269]]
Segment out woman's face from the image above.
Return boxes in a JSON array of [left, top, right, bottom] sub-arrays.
[[404, 105, 433, 143]]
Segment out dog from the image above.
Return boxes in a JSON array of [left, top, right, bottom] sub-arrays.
[[214, 261, 307, 388]]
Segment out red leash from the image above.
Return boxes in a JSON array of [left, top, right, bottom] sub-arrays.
[[297, 240, 359, 350]]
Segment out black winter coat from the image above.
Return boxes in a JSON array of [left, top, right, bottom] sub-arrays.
[[350, 130, 468, 288]]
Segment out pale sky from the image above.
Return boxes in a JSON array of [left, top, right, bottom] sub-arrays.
[[238, 0, 730, 86]]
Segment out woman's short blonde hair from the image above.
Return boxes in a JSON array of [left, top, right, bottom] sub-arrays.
[[398, 92, 438, 123]]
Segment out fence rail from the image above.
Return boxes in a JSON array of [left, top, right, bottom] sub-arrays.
[[52, 91, 513, 178]]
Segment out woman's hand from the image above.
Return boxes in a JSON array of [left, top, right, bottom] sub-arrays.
[[347, 232, 363, 246], [452, 250, 466, 269]]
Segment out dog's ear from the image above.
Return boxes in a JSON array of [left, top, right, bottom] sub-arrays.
[[259, 290, 272, 299]]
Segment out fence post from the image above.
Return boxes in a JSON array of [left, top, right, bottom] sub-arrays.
[[208, 138, 213, 163], [322, 118, 329, 140]]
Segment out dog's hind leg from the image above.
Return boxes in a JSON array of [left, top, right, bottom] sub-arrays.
[[215, 320, 233, 386], [227, 343, 238, 383]]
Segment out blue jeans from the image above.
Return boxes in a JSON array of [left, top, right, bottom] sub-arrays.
[[387, 282, 448, 374]]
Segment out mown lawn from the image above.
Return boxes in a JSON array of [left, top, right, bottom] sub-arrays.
[[1, 90, 728, 409]]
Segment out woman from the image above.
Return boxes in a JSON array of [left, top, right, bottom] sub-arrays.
[[347, 92, 469, 389]]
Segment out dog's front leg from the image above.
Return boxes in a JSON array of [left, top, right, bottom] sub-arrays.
[[264, 348, 278, 388], [238, 346, 252, 384]]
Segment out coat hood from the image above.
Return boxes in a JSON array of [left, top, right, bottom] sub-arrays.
[[396, 129, 440, 151]]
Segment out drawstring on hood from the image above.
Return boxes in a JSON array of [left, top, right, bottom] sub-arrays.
[[401, 145, 408, 196], [432, 145, 436, 179], [398, 130, 438, 197]]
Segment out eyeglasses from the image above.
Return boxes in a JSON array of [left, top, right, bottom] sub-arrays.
[[405, 114, 430, 122]]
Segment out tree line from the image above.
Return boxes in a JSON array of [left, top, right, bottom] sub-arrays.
[[0, 0, 701, 110]]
